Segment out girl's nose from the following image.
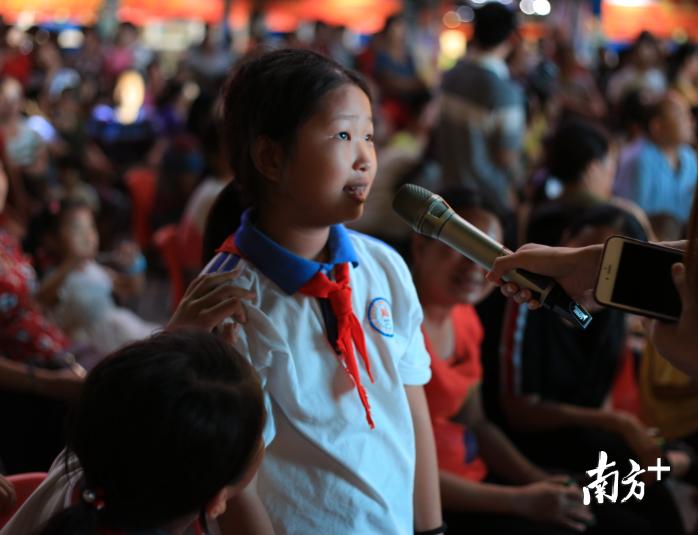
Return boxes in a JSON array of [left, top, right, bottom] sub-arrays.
[[353, 144, 374, 173], [354, 159, 370, 173]]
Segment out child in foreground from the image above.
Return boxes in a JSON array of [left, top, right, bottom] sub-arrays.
[[13, 330, 265, 535], [203, 48, 443, 534]]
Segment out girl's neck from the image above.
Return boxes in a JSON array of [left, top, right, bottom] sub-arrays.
[[256, 207, 331, 263], [652, 138, 680, 168], [421, 301, 453, 326], [415, 280, 453, 326]]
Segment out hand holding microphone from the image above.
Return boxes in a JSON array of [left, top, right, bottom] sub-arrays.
[[392, 184, 592, 329]]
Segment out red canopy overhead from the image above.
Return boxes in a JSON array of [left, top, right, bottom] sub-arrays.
[[120, 0, 400, 33], [1, 0, 102, 25], [1, 0, 400, 33], [602, 0, 698, 41]]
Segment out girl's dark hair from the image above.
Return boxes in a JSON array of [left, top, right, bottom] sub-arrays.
[[438, 186, 508, 232], [566, 203, 648, 243], [40, 329, 265, 535], [23, 198, 92, 258], [547, 120, 610, 185], [202, 48, 372, 263]]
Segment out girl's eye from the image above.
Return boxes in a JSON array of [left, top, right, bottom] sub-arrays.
[[336, 132, 350, 141], [365, 134, 374, 143]]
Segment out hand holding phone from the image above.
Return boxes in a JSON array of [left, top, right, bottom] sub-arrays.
[[594, 236, 683, 322]]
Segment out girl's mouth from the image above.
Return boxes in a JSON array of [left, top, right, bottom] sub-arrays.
[[343, 184, 368, 202]]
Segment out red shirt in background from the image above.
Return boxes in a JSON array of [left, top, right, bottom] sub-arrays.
[[423, 304, 488, 482]]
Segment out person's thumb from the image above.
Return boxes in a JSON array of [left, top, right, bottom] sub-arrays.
[[671, 262, 688, 304]]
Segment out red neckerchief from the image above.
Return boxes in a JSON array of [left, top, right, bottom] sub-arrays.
[[216, 235, 375, 429]]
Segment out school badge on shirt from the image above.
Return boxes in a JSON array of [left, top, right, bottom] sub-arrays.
[[367, 297, 394, 337]]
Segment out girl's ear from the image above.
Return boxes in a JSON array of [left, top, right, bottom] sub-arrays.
[[206, 487, 232, 519], [251, 136, 284, 184]]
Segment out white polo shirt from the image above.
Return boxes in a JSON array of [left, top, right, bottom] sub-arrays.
[[206, 210, 431, 535]]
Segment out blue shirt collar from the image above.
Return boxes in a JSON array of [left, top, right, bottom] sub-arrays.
[[235, 209, 359, 295]]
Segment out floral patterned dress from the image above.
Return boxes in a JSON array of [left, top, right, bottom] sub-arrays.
[[0, 230, 70, 364]]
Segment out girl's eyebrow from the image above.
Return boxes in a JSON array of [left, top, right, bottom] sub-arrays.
[[331, 113, 373, 122]]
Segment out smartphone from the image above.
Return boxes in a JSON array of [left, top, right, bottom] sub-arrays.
[[595, 236, 683, 322]]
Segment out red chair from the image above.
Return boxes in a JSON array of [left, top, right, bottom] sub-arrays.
[[153, 224, 186, 312], [0, 472, 47, 528], [125, 166, 158, 251], [611, 345, 642, 417]]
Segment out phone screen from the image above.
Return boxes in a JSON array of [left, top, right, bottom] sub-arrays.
[[611, 242, 683, 319]]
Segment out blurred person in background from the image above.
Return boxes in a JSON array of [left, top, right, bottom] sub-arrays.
[[185, 23, 234, 94], [0, 154, 85, 474], [0, 76, 52, 206], [434, 2, 524, 209], [553, 41, 607, 122], [373, 14, 431, 131], [411, 190, 649, 535], [607, 31, 667, 105], [614, 92, 697, 224], [32, 199, 155, 367], [499, 205, 685, 535]]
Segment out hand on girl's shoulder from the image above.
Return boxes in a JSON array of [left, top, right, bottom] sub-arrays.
[[167, 266, 256, 340]]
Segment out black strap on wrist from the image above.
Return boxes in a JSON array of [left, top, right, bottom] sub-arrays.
[[415, 523, 447, 535]]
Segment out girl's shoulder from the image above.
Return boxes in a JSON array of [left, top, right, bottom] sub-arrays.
[[346, 230, 407, 269]]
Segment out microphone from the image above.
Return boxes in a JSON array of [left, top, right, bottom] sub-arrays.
[[393, 184, 592, 330]]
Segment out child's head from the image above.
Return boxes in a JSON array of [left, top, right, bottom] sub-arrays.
[[411, 188, 505, 308], [630, 31, 662, 70], [547, 119, 615, 200], [40, 329, 265, 534], [563, 204, 647, 249], [206, 48, 374, 251], [29, 199, 99, 264], [53, 199, 99, 261]]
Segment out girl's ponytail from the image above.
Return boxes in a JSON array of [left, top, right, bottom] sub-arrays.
[[202, 180, 247, 264]]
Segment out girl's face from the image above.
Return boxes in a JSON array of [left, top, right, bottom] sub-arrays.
[[414, 208, 503, 307], [274, 83, 376, 228], [59, 207, 99, 260], [584, 149, 616, 200]]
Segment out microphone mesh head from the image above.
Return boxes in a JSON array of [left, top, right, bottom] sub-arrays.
[[392, 184, 435, 228]]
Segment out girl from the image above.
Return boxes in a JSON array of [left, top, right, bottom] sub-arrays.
[[34, 199, 158, 364], [203, 48, 443, 534], [412, 189, 602, 534], [33, 329, 265, 535]]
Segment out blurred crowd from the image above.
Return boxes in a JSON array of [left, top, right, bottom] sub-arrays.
[[1, 3, 698, 533]]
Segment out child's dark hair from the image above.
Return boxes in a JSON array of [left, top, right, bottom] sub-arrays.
[[203, 48, 372, 263], [39, 329, 265, 535], [547, 120, 611, 185], [566, 203, 648, 243]]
